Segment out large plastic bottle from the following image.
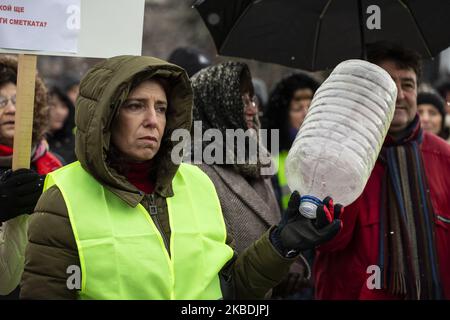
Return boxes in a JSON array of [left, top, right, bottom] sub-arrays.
[[285, 59, 397, 218]]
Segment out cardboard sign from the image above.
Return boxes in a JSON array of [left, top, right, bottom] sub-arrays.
[[0, 0, 80, 54], [0, 0, 145, 58]]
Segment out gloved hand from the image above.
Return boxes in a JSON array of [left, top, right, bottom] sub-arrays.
[[0, 169, 45, 223], [270, 191, 343, 257]]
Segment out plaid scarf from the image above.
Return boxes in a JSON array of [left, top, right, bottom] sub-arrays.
[[378, 116, 442, 299]]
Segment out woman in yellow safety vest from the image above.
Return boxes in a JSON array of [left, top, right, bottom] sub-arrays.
[[21, 56, 342, 300]]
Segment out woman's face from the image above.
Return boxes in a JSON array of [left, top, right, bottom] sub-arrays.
[[418, 103, 443, 135], [0, 82, 17, 147], [289, 88, 313, 130], [49, 95, 70, 132], [111, 80, 168, 162]]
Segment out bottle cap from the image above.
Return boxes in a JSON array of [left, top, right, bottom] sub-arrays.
[[299, 195, 322, 219]]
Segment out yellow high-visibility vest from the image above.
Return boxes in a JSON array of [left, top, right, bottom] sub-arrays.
[[274, 150, 290, 210], [44, 161, 234, 300]]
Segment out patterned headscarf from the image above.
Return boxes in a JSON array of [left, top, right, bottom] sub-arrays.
[[191, 61, 271, 178]]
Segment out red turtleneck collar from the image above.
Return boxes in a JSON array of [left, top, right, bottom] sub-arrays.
[[124, 161, 155, 194]]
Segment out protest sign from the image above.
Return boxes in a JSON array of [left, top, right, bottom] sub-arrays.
[[0, 0, 145, 169]]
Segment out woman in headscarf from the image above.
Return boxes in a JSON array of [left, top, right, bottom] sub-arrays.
[[190, 62, 318, 298]]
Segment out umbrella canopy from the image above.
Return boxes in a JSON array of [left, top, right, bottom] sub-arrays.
[[194, 0, 450, 71]]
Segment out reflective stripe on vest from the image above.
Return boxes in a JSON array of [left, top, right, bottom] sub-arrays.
[[274, 150, 290, 210], [44, 161, 234, 300]]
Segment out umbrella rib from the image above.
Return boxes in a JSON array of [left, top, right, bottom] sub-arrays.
[[219, 1, 254, 54], [397, 0, 433, 58], [312, 0, 333, 70]]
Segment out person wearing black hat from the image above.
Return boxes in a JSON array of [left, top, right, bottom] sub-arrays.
[[417, 91, 450, 141]]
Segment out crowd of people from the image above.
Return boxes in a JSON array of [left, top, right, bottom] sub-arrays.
[[0, 41, 449, 300]]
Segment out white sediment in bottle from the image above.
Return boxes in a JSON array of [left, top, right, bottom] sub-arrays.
[[285, 59, 397, 218]]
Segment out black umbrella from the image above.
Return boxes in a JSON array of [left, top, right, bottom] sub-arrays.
[[194, 0, 450, 71]]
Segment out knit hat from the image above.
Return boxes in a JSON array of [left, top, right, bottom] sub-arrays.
[[417, 91, 445, 119], [417, 91, 449, 139]]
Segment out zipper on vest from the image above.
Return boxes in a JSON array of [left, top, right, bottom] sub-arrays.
[[148, 193, 170, 254]]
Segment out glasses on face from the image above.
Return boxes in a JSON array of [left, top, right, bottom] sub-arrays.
[[0, 95, 16, 109], [242, 94, 258, 109]]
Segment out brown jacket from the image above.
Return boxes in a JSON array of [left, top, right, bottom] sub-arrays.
[[20, 56, 295, 300]]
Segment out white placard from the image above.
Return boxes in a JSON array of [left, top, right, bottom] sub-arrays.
[[0, 0, 80, 53], [0, 0, 145, 58]]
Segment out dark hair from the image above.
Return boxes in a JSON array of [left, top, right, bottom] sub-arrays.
[[265, 72, 320, 151], [417, 91, 449, 140], [48, 86, 75, 138], [57, 74, 80, 93], [168, 47, 211, 78], [367, 42, 422, 79], [0, 62, 16, 86]]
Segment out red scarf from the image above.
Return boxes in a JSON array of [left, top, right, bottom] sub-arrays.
[[124, 161, 155, 194], [0, 144, 13, 156], [0, 143, 62, 175]]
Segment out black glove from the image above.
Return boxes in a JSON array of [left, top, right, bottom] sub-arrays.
[[0, 168, 45, 223], [271, 191, 343, 257]]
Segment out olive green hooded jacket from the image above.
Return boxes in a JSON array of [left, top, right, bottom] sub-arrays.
[[20, 56, 295, 299]]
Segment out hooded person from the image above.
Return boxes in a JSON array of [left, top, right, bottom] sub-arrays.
[[0, 55, 62, 298], [189, 61, 329, 298], [20, 56, 342, 300], [190, 61, 279, 252]]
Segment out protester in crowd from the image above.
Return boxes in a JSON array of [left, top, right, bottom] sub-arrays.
[[0, 55, 62, 299], [314, 43, 450, 300], [417, 91, 450, 141], [190, 62, 318, 299], [168, 47, 211, 78], [20, 55, 342, 300], [47, 86, 76, 164], [266, 73, 320, 211]]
